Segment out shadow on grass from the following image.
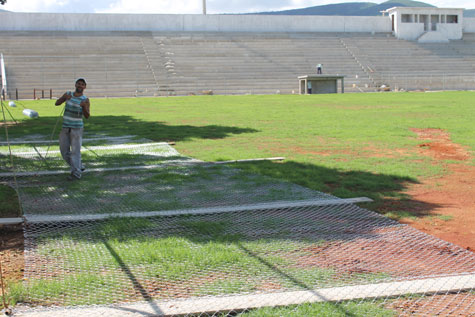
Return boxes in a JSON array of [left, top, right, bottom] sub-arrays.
[[0, 157, 454, 315], [1, 157, 444, 220], [102, 239, 165, 316], [236, 242, 359, 317], [3, 115, 259, 142], [103, 238, 360, 316], [0, 184, 21, 218], [0, 115, 257, 217], [20, 215, 391, 315], [233, 160, 442, 220]]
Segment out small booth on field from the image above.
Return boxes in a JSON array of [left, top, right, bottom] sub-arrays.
[[299, 75, 345, 94]]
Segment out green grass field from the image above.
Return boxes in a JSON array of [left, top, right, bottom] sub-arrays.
[[1, 91, 474, 314], [5, 91, 475, 166], [2, 91, 474, 218], [5, 215, 391, 308]]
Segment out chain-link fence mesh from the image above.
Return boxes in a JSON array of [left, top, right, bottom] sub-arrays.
[[0, 138, 195, 176], [1, 135, 475, 316], [17, 206, 475, 316]]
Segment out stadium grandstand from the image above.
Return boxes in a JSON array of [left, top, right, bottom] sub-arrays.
[[1, 7, 475, 317], [0, 8, 474, 98]]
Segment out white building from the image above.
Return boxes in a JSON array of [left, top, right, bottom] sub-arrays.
[[0, 9, 473, 41], [383, 7, 464, 42]]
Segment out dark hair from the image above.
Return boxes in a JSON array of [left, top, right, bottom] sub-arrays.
[[76, 78, 87, 85]]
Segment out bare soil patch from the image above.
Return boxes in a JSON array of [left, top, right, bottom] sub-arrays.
[[291, 236, 472, 278], [401, 163, 475, 251], [412, 128, 471, 161], [0, 225, 24, 307], [400, 128, 475, 251], [386, 293, 475, 316]]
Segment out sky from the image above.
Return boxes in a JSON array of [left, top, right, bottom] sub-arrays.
[[2, 0, 474, 14]]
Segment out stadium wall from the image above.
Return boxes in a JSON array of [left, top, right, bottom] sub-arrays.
[[464, 18, 475, 32], [0, 12, 391, 33]]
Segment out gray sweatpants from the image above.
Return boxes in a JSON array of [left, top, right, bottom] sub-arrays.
[[59, 127, 83, 178]]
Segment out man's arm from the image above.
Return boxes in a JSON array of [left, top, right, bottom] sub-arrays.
[[80, 98, 90, 119], [55, 92, 71, 106]]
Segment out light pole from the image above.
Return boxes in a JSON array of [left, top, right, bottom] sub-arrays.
[[203, 0, 206, 15]]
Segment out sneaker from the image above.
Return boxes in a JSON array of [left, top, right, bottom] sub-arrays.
[[81, 166, 86, 172]]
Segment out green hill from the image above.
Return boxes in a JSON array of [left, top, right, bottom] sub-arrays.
[[256, 2, 376, 16], [254, 0, 475, 17], [357, 1, 434, 16]]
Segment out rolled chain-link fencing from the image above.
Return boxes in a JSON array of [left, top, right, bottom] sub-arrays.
[[1, 133, 475, 316]]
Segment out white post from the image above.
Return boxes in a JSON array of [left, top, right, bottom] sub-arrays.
[[1, 53, 6, 99], [203, 0, 206, 15]]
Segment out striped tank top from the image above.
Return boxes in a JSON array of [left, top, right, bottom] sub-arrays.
[[63, 91, 87, 128]]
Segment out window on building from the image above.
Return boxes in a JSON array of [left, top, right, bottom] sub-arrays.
[[401, 14, 413, 23], [447, 15, 458, 23]]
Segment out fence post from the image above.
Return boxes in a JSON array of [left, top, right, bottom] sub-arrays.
[[42, 90, 44, 99], [16, 88, 18, 100], [50, 89, 52, 99], [33, 88, 36, 100]]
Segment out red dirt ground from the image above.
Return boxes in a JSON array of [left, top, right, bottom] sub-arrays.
[[387, 293, 475, 316], [401, 128, 475, 252], [0, 225, 24, 309]]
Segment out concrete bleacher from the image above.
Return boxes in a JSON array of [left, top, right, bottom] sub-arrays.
[[150, 32, 374, 95], [1, 30, 474, 99], [0, 31, 158, 99], [343, 34, 475, 91]]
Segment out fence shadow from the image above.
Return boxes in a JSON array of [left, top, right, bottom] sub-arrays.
[[2, 115, 259, 143], [0, 115, 258, 217], [10, 160, 452, 315], [233, 160, 442, 220]]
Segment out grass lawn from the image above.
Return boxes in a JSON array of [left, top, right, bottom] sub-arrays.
[[2, 91, 474, 217], [1, 92, 474, 314], [6, 215, 393, 309], [239, 301, 396, 316], [11, 165, 334, 216]]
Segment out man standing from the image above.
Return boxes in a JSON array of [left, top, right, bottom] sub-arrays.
[[55, 78, 90, 180], [317, 63, 322, 74]]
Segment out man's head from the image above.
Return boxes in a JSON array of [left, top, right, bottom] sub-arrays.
[[75, 78, 87, 94]]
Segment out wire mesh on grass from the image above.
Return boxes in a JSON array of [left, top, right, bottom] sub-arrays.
[[0, 141, 192, 176], [14, 165, 336, 218], [17, 204, 475, 316], [0, 134, 140, 146], [2, 137, 475, 316]]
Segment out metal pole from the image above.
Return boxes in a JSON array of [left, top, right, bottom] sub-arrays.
[[1, 53, 7, 99], [203, 0, 206, 15]]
